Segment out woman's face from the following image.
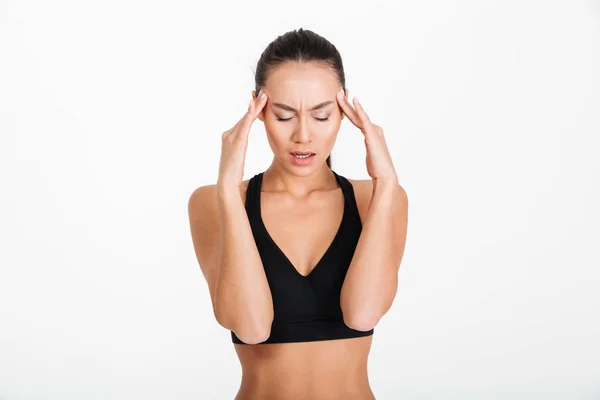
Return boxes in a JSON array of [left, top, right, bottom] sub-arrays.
[[254, 61, 347, 174]]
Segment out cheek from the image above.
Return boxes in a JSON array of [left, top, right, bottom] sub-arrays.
[[324, 127, 339, 147], [263, 121, 286, 143], [321, 123, 338, 141], [325, 117, 343, 138], [263, 123, 288, 152]]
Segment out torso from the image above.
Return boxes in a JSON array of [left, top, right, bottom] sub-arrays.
[[198, 171, 375, 400], [234, 335, 375, 400]]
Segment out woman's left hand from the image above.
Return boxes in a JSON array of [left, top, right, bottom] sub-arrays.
[[336, 88, 398, 182]]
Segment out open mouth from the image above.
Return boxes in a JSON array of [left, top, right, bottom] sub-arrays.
[[289, 152, 316, 165], [291, 152, 315, 159]]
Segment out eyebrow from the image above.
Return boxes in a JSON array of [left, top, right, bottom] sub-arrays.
[[272, 100, 334, 112]]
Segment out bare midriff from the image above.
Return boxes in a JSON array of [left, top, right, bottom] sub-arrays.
[[233, 335, 375, 400]]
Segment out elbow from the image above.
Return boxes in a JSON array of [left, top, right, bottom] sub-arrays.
[[234, 324, 272, 345], [216, 307, 272, 345], [214, 294, 274, 345], [344, 318, 376, 332], [342, 309, 378, 332]]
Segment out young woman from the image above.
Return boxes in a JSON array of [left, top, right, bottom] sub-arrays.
[[188, 28, 408, 400]]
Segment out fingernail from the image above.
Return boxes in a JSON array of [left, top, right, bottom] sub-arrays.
[[338, 88, 344, 96], [259, 91, 266, 100]]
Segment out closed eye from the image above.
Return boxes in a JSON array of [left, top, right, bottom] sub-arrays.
[[276, 116, 329, 122]]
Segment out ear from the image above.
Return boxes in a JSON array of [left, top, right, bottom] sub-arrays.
[[252, 90, 265, 122]]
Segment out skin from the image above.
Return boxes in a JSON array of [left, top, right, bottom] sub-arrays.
[[231, 176, 377, 400], [251, 62, 376, 399], [254, 61, 344, 184], [189, 61, 407, 399]]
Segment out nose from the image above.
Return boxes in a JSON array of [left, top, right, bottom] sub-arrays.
[[291, 116, 311, 143]]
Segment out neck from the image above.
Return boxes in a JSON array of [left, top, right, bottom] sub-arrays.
[[262, 161, 337, 198]]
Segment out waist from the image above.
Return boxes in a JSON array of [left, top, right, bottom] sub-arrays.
[[236, 378, 375, 400], [234, 336, 374, 400]]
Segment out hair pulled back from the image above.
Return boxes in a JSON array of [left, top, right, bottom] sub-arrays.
[[254, 28, 346, 169]]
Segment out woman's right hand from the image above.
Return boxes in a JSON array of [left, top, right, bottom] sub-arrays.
[[217, 90, 268, 191]]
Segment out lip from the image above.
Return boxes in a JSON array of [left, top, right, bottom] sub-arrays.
[[289, 151, 315, 155], [289, 152, 316, 166]]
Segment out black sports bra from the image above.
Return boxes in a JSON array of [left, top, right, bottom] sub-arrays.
[[231, 170, 375, 344]]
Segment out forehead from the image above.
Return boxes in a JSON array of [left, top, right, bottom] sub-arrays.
[[264, 62, 339, 98]]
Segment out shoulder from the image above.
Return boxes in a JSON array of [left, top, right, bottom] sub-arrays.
[[187, 179, 251, 214], [187, 178, 252, 252], [346, 177, 408, 200], [345, 177, 408, 224]]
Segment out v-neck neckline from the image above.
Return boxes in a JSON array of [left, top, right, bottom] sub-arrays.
[[256, 171, 348, 279]]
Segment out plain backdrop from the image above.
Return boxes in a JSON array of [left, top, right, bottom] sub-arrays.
[[1, 0, 599, 399]]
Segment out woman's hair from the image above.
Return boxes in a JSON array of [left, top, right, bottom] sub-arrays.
[[254, 28, 346, 169]]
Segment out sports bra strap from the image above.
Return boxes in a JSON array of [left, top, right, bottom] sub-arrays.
[[245, 170, 361, 226]]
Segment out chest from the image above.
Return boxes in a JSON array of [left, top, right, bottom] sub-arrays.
[[260, 188, 346, 278]]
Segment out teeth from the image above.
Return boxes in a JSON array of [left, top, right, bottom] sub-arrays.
[[293, 153, 312, 159]]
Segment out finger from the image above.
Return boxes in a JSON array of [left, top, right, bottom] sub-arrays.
[[336, 89, 363, 129], [233, 97, 255, 128], [224, 92, 266, 140], [352, 97, 373, 131], [250, 90, 268, 119], [240, 91, 267, 135]]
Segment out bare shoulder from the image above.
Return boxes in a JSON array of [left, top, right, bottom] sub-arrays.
[[346, 178, 408, 224], [188, 180, 249, 231], [187, 179, 251, 318], [187, 179, 251, 216], [346, 177, 408, 200], [346, 178, 373, 225], [187, 178, 251, 239]]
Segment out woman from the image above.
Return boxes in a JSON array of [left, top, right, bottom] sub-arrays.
[[188, 28, 408, 400]]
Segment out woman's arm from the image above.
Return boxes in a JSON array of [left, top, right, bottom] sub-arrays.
[[188, 184, 273, 344], [340, 179, 408, 331]]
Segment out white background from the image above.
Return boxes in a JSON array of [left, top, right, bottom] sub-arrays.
[[1, 0, 599, 399]]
